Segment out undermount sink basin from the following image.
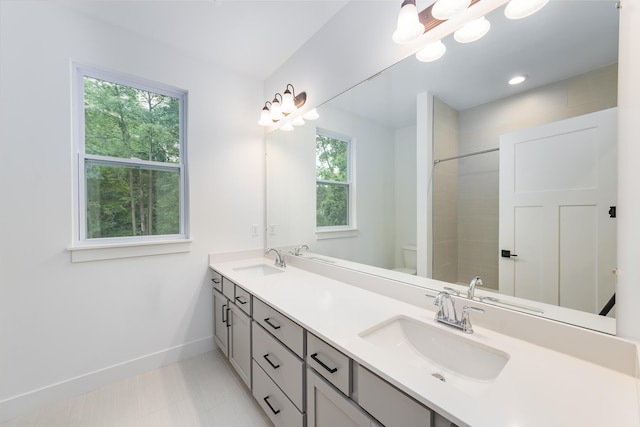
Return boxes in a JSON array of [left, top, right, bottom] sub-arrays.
[[233, 264, 284, 277], [359, 316, 509, 382]]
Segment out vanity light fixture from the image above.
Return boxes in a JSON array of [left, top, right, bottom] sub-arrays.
[[508, 75, 527, 85], [416, 39, 447, 62], [392, 0, 426, 44], [504, 0, 549, 20], [258, 84, 308, 127], [453, 16, 491, 43], [431, 0, 472, 21]]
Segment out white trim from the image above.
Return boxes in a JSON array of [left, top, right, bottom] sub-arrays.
[[0, 337, 213, 423], [68, 238, 192, 262]]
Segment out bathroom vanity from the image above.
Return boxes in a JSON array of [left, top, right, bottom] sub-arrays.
[[209, 250, 640, 427]]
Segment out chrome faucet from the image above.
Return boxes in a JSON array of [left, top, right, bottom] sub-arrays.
[[467, 276, 483, 299], [266, 248, 286, 268], [430, 291, 484, 334], [291, 244, 309, 256]]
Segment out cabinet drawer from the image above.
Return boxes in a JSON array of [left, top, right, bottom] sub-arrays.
[[211, 270, 223, 293], [234, 285, 252, 316], [253, 298, 304, 358], [222, 277, 235, 300], [306, 333, 350, 396], [354, 364, 432, 427], [253, 322, 304, 411], [253, 360, 304, 427]]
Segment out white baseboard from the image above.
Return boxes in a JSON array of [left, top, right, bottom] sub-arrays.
[[0, 336, 215, 423]]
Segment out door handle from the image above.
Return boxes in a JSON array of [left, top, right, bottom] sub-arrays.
[[501, 249, 518, 258]]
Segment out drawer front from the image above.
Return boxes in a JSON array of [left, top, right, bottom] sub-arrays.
[[253, 322, 304, 411], [354, 364, 432, 427], [234, 285, 252, 316], [211, 270, 223, 293], [306, 333, 350, 396], [253, 298, 304, 358], [222, 277, 235, 300], [253, 360, 304, 427]]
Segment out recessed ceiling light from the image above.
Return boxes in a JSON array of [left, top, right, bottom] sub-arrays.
[[508, 75, 527, 85]]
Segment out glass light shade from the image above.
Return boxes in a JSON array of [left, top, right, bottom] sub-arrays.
[[392, 1, 425, 44], [292, 116, 305, 126], [504, 0, 549, 20], [280, 123, 294, 132], [454, 16, 490, 43], [416, 40, 446, 62], [303, 109, 319, 120], [270, 100, 284, 121], [281, 90, 297, 114], [258, 107, 272, 126], [431, 0, 471, 21]]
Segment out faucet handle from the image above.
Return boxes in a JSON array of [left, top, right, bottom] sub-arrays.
[[461, 306, 484, 334]]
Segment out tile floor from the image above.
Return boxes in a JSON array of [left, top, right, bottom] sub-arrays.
[[1, 351, 273, 427]]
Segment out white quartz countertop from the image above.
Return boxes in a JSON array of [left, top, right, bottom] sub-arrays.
[[210, 257, 640, 427]]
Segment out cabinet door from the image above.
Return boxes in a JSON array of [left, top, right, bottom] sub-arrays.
[[229, 303, 251, 388], [213, 289, 229, 357], [307, 368, 379, 427]]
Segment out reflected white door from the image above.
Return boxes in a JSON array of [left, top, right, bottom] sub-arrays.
[[499, 108, 617, 313]]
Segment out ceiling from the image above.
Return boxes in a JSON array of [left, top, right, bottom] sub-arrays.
[[59, 0, 350, 80], [327, 0, 620, 128]]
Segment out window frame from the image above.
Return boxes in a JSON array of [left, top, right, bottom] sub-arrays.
[[315, 128, 357, 237], [71, 64, 190, 257]]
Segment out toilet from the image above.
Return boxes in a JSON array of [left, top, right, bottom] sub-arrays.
[[392, 244, 417, 275]]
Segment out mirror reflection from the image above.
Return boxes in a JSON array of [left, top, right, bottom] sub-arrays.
[[266, 1, 619, 329]]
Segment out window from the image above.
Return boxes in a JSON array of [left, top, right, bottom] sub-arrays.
[[315, 130, 354, 230], [74, 65, 188, 250]]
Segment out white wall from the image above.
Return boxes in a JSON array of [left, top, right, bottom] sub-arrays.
[[0, 1, 264, 420]]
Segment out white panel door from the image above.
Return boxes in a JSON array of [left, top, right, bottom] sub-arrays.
[[499, 108, 617, 313]]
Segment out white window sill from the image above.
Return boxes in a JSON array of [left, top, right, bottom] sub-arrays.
[[68, 239, 192, 263], [315, 228, 359, 240]]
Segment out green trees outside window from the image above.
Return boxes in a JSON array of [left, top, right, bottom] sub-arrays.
[[81, 75, 185, 240], [316, 132, 351, 227]]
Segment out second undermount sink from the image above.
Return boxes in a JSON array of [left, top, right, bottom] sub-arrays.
[[359, 315, 509, 382], [233, 263, 284, 277]]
